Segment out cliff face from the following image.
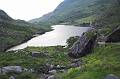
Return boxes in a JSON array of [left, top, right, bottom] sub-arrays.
[[69, 30, 97, 58]]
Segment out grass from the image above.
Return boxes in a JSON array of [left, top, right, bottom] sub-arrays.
[[0, 46, 70, 68], [61, 44, 120, 79], [75, 15, 96, 24], [0, 46, 71, 79], [0, 41, 120, 79]]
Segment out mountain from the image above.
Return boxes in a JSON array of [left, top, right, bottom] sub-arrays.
[[0, 10, 45, 51], [29, 0, 120, 28], [0, 0, 120, 79], [0, 10, 13, 21]]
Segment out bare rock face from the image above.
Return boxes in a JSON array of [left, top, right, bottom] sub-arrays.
[[106, 27, 120, 42], [68, 30, 97, 58]]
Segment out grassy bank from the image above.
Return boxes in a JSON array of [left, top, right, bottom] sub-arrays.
[[0, 46, 70, 79], [0, 44, 120, 79], [60, 44, 120, 79]]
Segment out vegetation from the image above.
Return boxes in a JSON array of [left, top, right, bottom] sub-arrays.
[[0, 46, 69, 68], [0, 10, 51, 52], [66, 36, 79, 48], [0, 21, 38, 51], [0, 43, 120, 79], [0, 46, 71, 79], [0, 0, 120, 79], [61, 44, 120, 79], [30, 0, 120, 29]]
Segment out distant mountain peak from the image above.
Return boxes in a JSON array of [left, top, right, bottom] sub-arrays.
[[0, 9, 13, 21]]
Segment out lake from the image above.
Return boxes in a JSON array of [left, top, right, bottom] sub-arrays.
[[8, 25, 90, 51]]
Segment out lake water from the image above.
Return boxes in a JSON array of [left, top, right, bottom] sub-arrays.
[[8, 25, 90, 51]]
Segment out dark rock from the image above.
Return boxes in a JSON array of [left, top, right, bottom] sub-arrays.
[[71, 59, 80, 63], [59, 70, 66, 73], [31, 51, 49, 57], [68, 30, 97, 58], [55, 65, 67, 70], [105, 74, 120, 79], [35, 64, 50, 74], [39, 74, 49, 79], [70, 61, 82, 68], [106, 27, 120, 42]]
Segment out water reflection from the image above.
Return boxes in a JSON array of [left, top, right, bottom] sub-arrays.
[[8, 25, 90, 51]]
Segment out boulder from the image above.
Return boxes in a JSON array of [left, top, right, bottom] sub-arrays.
[[71, 59, 80, 63], [9, 76, 16, 79], [68, 30, 97, 58], [59, 70, 66, 73], [31, 51, 49, 57], [47, 75, 55, 79], [48, 70, 57, 74], [49, 65, 54, 70], [70, 61, 81, 68], [105, 74, 120, 79], [2, 66, 22, 74], [106, 27, 120, 42]]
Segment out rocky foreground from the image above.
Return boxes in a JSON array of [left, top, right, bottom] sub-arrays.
[[0, 26, 120, 79]]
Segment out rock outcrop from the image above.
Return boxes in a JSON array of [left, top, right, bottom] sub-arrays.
[[106, 27, 120, 42], [68, 30, 97, 58]]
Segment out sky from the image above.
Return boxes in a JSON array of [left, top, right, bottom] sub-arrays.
[[0, 0, 64, 21]]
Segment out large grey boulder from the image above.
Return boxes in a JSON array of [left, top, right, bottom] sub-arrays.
[[1, 66, 22, 74], [68, 30, 97, 58], [106, 27, 120, 42], [105, 74, 120, 79]]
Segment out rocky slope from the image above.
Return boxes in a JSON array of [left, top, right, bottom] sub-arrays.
[[0, 0, 120, 79]]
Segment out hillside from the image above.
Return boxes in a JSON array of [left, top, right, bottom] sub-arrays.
[[0, 10, 46, 51], [0, 0, 120, 79], [29, 0, 120, 28], [60, 44, 120, 79]]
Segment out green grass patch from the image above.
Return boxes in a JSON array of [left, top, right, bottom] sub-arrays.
[[61, 44, 120, 79]]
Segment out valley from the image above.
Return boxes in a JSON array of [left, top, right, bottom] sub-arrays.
[[0, 0, 120, 79]]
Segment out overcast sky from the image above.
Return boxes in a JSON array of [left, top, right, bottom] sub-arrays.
[[0, 0, 64, 21]]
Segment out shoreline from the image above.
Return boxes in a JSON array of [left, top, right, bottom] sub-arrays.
[[5, 29, 53, 52]]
